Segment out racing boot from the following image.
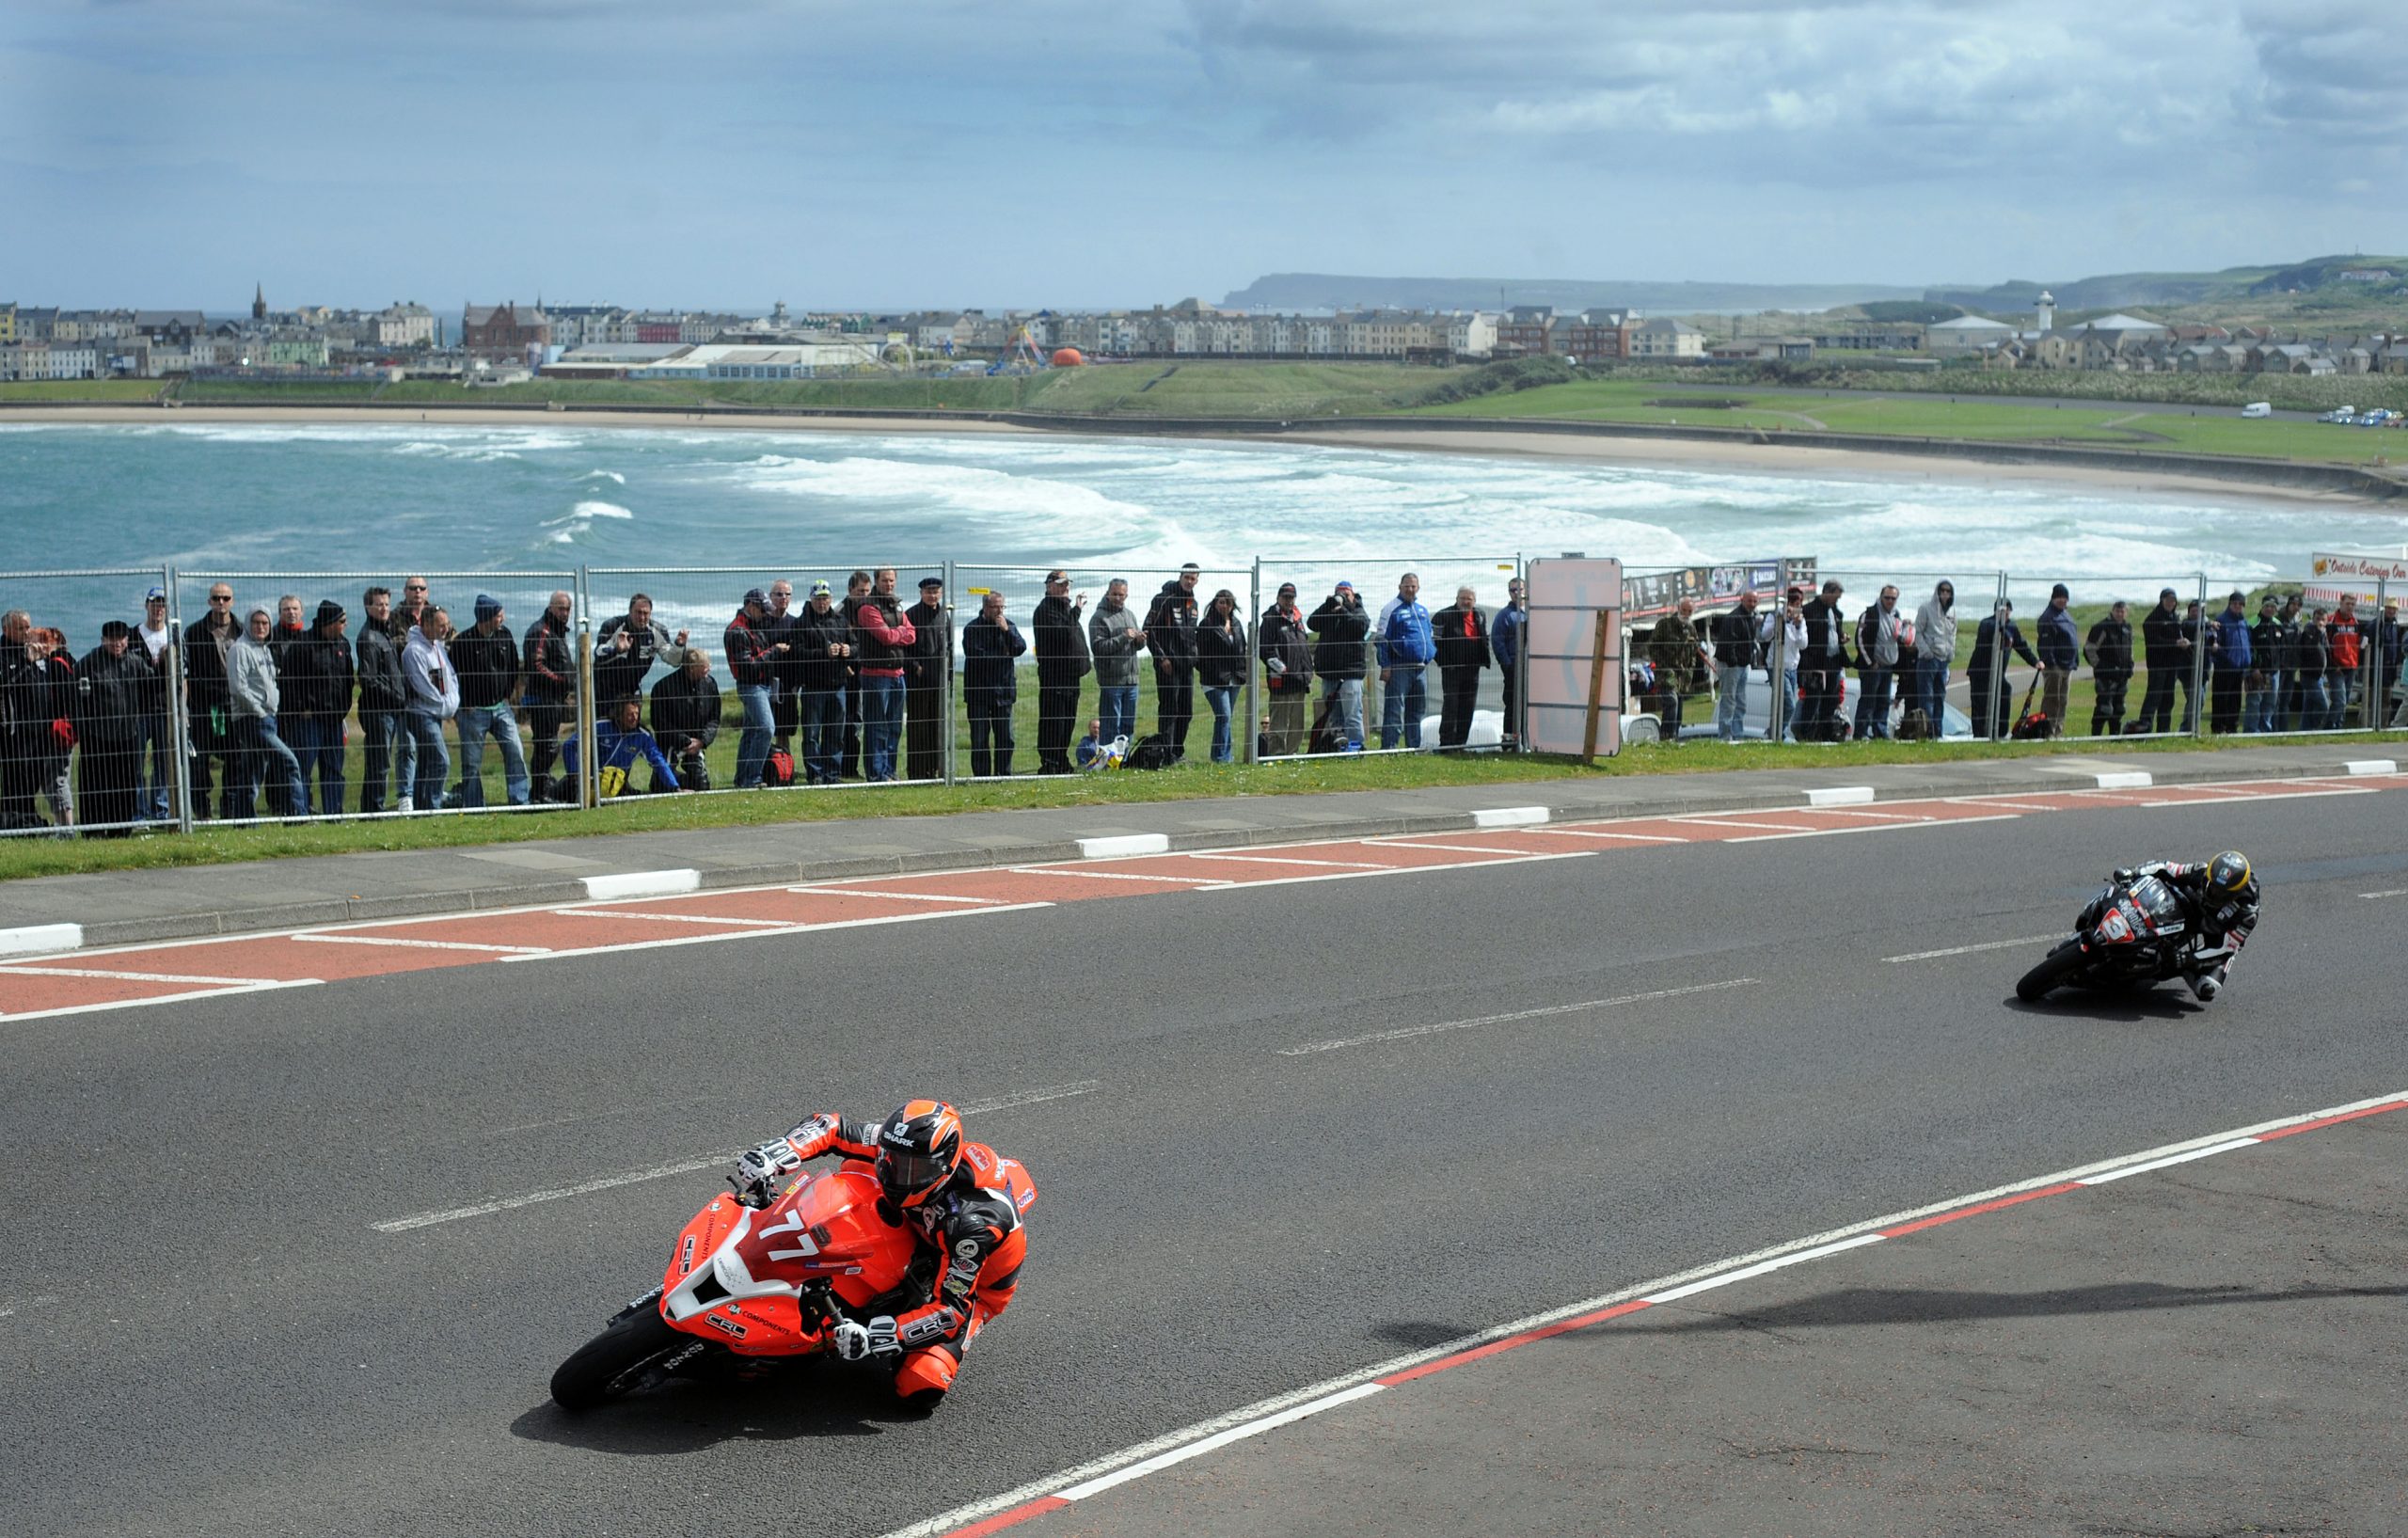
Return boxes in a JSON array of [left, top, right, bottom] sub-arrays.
[[2189, 944, 2235, 1002]]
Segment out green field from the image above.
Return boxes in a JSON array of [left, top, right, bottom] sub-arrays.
[[0, 379, 168, 403], [1410, 378, 2408, 465]]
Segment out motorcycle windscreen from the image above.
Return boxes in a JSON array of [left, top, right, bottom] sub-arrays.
[[2127, 876, 2183, 922]]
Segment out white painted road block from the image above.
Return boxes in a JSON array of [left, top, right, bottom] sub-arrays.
[[1804, 786, 1877, 807], [1471, 806, 1550, 829], [1078, 833, 1172, 860], [0, 922, 83, 959], [2093, 771, 2153, 789], [2344, 759, 2398, 777], [583, 869, 703, 901]]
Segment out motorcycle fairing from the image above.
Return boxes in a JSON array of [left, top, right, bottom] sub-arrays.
[[656, 1169, 916, 1357]]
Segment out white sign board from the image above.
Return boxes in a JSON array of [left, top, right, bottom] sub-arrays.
[[2306, 550, 2408, 609], [1524, 558, 1624, 757]]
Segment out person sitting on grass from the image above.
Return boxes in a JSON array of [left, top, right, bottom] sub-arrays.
[[555, 696, 688, 800]]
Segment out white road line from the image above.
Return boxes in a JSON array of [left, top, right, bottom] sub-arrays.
[[1944, 797, 2065, 812], [1279, 978, 1758, 1056], [2075, 1136, 2262, 1185], [1532, 828, 1689, 843], [873, 1086, 2408, 1538], [1642, 1233, 1888, 1303], [497, 902, 1055, 962], [1667, 817, 1820, 832], [1885, 934, 2062, 963], [1055, 1384, 1389, 1500], [0, 977, 323, 1025], [1188, 850, 1594, 896], [562, 910, 800, 928], [371, 1082, 1104, 1232], [2, 965, 281, 986], [1805, 807, 1937, 822], [1728, 814, 2022, 843], [2137, 787, 2372, 808], [790, 887, 1014, 905], [292, 933, 553, 954], [2359, 889, 2408, 900], [1369, 840, 1534, 855], [1006, 866, 1230, 886], [1179, 853, 1395, 870]]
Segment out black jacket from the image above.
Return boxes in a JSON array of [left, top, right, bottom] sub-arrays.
[[1709, 607, 1762, 669], [356, 621, 408, 714], [283, 626, 356, 721], [1431, 602, 1492, 672], [789, 603, 853, 693], [649, 668, 723, 752], [1144, 580, 1200, 670], [1970, 615, 2039, 673], [452, 623, 520, 710], [2290, 619, 2330, 677], [1032, 595, 1091, 688], [71, 643, 149, 744], [1258, 603, 1313, 693], [1307, 595, 1370, 681], [1193, 610, 1247, 688], [724, 610, 777, 690], [903, 599, 949, 687], [2084, 618, 2134, 679], [521, 610, 575, 704], [962, 612, 1028, 694], [1799, 596, 1851, 669], [2248, 614, 2289, 678], [182, 615, 238, 707], [0, 639, 66, 750], [2141, 603, 2191, 671]]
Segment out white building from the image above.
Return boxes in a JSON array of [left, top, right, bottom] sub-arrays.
[[1924, 314, 2017, 355], [1628, 317, 1707, 357]]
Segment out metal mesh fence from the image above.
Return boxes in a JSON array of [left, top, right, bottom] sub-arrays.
[[0, 568, 179, 837]]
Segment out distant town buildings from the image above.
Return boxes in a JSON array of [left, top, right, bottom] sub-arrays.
[[1, 285, 2400, 384]]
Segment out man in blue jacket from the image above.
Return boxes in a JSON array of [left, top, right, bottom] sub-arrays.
[[2209, 590, 2253, 735], [1491, 578, 1527, 746], [1375, 573, 1435, 750], [2036, 584, 2080, 734]]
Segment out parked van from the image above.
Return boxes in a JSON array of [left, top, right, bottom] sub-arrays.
[[2241, 402, 2273, 418]]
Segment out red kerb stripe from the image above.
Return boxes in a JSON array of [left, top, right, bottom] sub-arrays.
[[949, 1496, 1069, 1537], [1879, 1181, 2081, 1238], [2255, 1099, 2408, 1140], [1378, 1299, 1653, 1386]]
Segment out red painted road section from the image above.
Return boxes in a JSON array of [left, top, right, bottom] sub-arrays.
[[5, 773, 2401, 1024]]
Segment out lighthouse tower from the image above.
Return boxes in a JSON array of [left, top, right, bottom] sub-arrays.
[[2035, 290, 2055, 333]]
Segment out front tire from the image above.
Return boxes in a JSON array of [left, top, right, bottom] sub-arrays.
[[550, 1306, 690, 1411], [2016, 941, 2085, 1003]]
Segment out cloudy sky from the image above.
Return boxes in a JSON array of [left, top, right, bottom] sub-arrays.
[[5, 0, 2400, 309]]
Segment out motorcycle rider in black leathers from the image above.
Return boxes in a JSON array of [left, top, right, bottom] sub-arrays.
[[2111, 849, 2259, 1001]]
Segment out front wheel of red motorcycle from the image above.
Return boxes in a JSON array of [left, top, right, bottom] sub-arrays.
[[550, 1307, 691, 1411]]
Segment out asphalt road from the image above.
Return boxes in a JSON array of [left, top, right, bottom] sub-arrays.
[[4, 789, 2404, 1537]]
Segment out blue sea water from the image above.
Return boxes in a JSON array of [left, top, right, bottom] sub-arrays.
[[1, 420, 2393, 642]]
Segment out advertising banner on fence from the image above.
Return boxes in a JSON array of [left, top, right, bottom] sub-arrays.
[[2305, 550, 2407, 610], [1623, 557, 1817, 623]]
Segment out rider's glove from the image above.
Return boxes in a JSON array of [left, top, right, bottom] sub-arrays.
[[832, 1316, 898, 1361], [732, 1139, 801, 1201]]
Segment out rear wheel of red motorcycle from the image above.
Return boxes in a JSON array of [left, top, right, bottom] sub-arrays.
[[550, 1308, 690, 1411], [2015, 942, 2084, 1003]]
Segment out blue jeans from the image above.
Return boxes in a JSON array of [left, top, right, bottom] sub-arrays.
[[1204, 685, 1238, 763], [798, 689, 843, 784], [1380, 664, 1427, 749], [357, 708, 398, 813], [138, 709, 173, 819], [1098, 684, 1137, 746], [404, 711, 451, 809], [735, 683, 773, 788], [1323, 677, 1364, 750], [862, 674, 906, 780], [228, 714, 304, 820], [1716, 662, 1751, 740], [288, 716, 346, 816], [1916, 658, 1949, 726], [1853, 667, 1894, 739], [454, 706, 529, 806]]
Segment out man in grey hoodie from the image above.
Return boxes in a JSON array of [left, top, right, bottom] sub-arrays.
[[401, 606, 461, 812], [1912, 580, 1956, 730], [1853, 585, 1908, 740], [225, 607, 304, 819], [1086, 579, 1148, 747]]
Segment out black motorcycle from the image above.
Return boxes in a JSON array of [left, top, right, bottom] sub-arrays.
[[2016, 871, 2205, 1002]]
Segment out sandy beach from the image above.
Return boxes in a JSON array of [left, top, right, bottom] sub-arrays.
[[2, 403, 2395, 510]]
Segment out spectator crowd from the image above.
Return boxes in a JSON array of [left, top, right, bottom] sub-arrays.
[[1636, 579, 2408, 744], [0, 566, 1531, 835]]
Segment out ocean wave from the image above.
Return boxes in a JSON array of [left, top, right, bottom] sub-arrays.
[[731, 453, 1157, 533], [579, 469, 627, 484], [542, 499, 637, 545]]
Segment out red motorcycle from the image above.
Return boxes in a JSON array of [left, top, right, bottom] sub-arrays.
[[552, 1158, 1022, 1410]]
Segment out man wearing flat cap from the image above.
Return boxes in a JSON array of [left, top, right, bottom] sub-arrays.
[[903, 575, 950, 781]]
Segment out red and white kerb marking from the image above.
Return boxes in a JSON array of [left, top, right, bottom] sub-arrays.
[[4, 771, 2403, 1024], [883, 1087, 2408, 1538]]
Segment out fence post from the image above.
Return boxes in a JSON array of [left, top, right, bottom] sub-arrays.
[[2381, 577, 2393, 733], [1993, 570, 2010, 740], [2193, 573, 2209, 738], [943, 559, 958, 786], [576, 621, 596, 810], [165, 564, 196, 833], [1245, 558, 1260, 765]]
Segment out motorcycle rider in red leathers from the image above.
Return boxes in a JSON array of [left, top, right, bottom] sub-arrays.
[[2112, 849, 2260, 1001], [732, 1100, 1028, 1409]]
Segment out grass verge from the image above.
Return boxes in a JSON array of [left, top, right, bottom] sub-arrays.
[[3, 728, 2397, 883]]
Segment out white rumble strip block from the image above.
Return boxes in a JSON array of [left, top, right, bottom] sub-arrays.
[[1077, 832, 1171, 860], [2345, 759, 2398, 777], [1803, 785, 1876, 807], [580, 869, 702, 902], [1471, 806, 1549, 829], [0, 923, 84, 959], [2091, 770, 2152, 789]]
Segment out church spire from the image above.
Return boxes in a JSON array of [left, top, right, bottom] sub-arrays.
[[252, 282, 266, 322]]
